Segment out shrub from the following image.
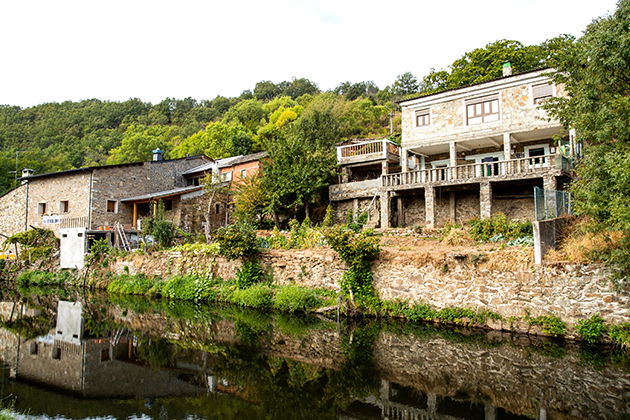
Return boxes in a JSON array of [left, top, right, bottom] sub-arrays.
[[467, 213, 533, 242], [230, 283, 273, 309], [214, 222, 259, 261], [576, 314, 607, 344], [529, 315, 567, 337], [107, 273, 156, 295], [17, 270, 63, 286], [142, 200, 175, 248], [609, 322, 630, 348], [274, 284, 322, 313], [235, 260, 265, 289]]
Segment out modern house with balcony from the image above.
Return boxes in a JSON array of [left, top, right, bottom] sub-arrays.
[[330, 66, 576, 229]]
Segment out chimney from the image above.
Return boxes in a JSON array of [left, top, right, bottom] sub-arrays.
[[503, 61, 513, 77], [21, 168, 34, 184], [152, 149, 164, 161]]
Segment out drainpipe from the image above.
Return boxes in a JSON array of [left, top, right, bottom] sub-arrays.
[[87, 171, 93, 230], [24, 182, 29, 231]]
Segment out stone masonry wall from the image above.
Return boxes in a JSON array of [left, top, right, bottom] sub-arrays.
[[113, 248, 630, 331], [25, 171, 92, 237], [0, 184, 27, 242]]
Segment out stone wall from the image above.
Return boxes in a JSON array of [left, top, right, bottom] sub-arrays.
[[25, 171, 92, 237], [0, 184, 27, 242], [177, 190, 228, 234], [401, 195, 425, 227], [112, 248, 630, 331]]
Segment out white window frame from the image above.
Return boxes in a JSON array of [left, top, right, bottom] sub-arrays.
[[466, 95, 500, 126], [532, 83, 555, 105], [222, 171, 233, 182], [415, 109, 430, 127], [465, 151, 505, 177], [524, 144, 550, 168]]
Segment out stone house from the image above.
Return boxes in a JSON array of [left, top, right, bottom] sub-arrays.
[[0, 152, 210, 246], [330, 66, 576, 228]]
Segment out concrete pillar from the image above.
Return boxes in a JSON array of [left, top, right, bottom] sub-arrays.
[[569, 128, 577, 159], [397, 196, 404, 227], [380, 379, 390, 401], [352, 199, 359, 222], [401, 147, 408, 172], [449, 192, 456, 224], [427, 392, 437, 413], [380, 191, 390, 229], [540, 407, 547, 420], [341, 167, 349, 184], [485, 402, 497, 420], [425, 186, 436, 229], [480, 181, 492, 219], [503, 133, 512, 159], [450, 141, 458, 180], [381, 161, 389, 175], [543, 174, 557, 191]]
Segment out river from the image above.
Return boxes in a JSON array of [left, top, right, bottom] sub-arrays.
[[0, 288, 627, 419]]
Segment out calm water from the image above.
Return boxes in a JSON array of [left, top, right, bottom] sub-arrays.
[[0, 288, 628, 420]]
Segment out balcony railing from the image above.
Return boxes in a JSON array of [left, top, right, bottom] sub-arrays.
[[383, 154, 567, 187], [337, 139, 400, 162]]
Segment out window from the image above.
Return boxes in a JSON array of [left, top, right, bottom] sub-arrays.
[[164, 199, 173, 211], [30, 342, 38, 355], [52, 347, 61, 360], [466, 96, 499, 125], [415, 109, 430, 127], [106, 200, 117, 213], [533, 83, 553, 104], [59, 200, 69, 213], [101, 347, 111, 362], [215, 204, 220, 214], [38, 202, 47, 215], [241, 169, 247, 179], [222, 171, 233, 182]]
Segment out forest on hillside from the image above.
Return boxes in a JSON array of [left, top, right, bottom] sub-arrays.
[[0, 37, 572, 195]]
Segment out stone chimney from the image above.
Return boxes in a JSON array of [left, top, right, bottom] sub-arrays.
[[503, 61, 513, 77], [21, 168, 34, 184], [152, 149, 164, 161]]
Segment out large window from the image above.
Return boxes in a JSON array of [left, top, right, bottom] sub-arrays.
[[533, 83, 554, 104], [415, 109, 430, 127], [466, 96, 499, 125]]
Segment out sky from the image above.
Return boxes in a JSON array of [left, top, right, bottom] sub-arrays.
[[0, 0, 620, 108]]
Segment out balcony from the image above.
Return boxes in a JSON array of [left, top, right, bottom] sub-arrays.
[[337, 139, 400, 166], [383, 154, 571, 188]]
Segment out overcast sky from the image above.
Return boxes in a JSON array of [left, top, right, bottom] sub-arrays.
[[0, 0, 619, 108]]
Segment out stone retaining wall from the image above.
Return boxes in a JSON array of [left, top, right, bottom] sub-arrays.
[[111, 248, 630, 330]]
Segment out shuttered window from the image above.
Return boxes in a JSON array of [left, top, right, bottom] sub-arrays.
[[533, 83, 554, 104]]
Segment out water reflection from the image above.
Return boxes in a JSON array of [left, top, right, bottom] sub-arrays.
[[0, 291, 628, 420]]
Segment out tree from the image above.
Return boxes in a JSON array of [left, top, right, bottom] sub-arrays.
[[392, 71, 419, 96], [545, 0, 630, 284], [254, 80, 281, 101], [262, 110, 340, 224], [107, 125, 178, 164], [171, 121, 243, 159]]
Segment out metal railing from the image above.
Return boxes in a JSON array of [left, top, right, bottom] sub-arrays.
[[534, 187, 573, 221], [383, 154, 563, 187], [337, 139, 400, 161]]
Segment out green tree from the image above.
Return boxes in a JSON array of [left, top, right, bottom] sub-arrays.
[[545, 0, 630, 284], [107, 125, 178, 164], [392, 71, 419, 96], [171, 121, 243, 159], [262, 110, 340, 224]]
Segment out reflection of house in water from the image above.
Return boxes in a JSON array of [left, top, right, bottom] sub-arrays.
[[343, 380, 547, 420], [9, 300, 209, 398]]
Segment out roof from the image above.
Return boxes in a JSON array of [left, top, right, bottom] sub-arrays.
[[183, 160, 216, 176], [217, 151, 268, 169], [397, 67, 553, 104], [120, 185, 204, 203], [17, 155, 210, 182]]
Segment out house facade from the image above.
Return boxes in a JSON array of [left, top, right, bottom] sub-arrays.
[[330, 67, 576, 228]]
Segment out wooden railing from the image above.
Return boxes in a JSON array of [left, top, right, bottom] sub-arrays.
[[337, 139, 400, 161], [383, 154, 563, 187]]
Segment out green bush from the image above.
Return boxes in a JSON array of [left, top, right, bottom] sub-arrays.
[[235, 261, 265, 289], [576, 314, 607, 344], [529, 314, 567, 337], [467, 213, 532, 242], [274, 284, 322, 313], [230, 283, 273, 309], [142, 200, 175, 248], [609, 322, 630, 348], [107, 273, 157, 295], [214, 222, 259, 261], [17, 270, 64, 286]]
